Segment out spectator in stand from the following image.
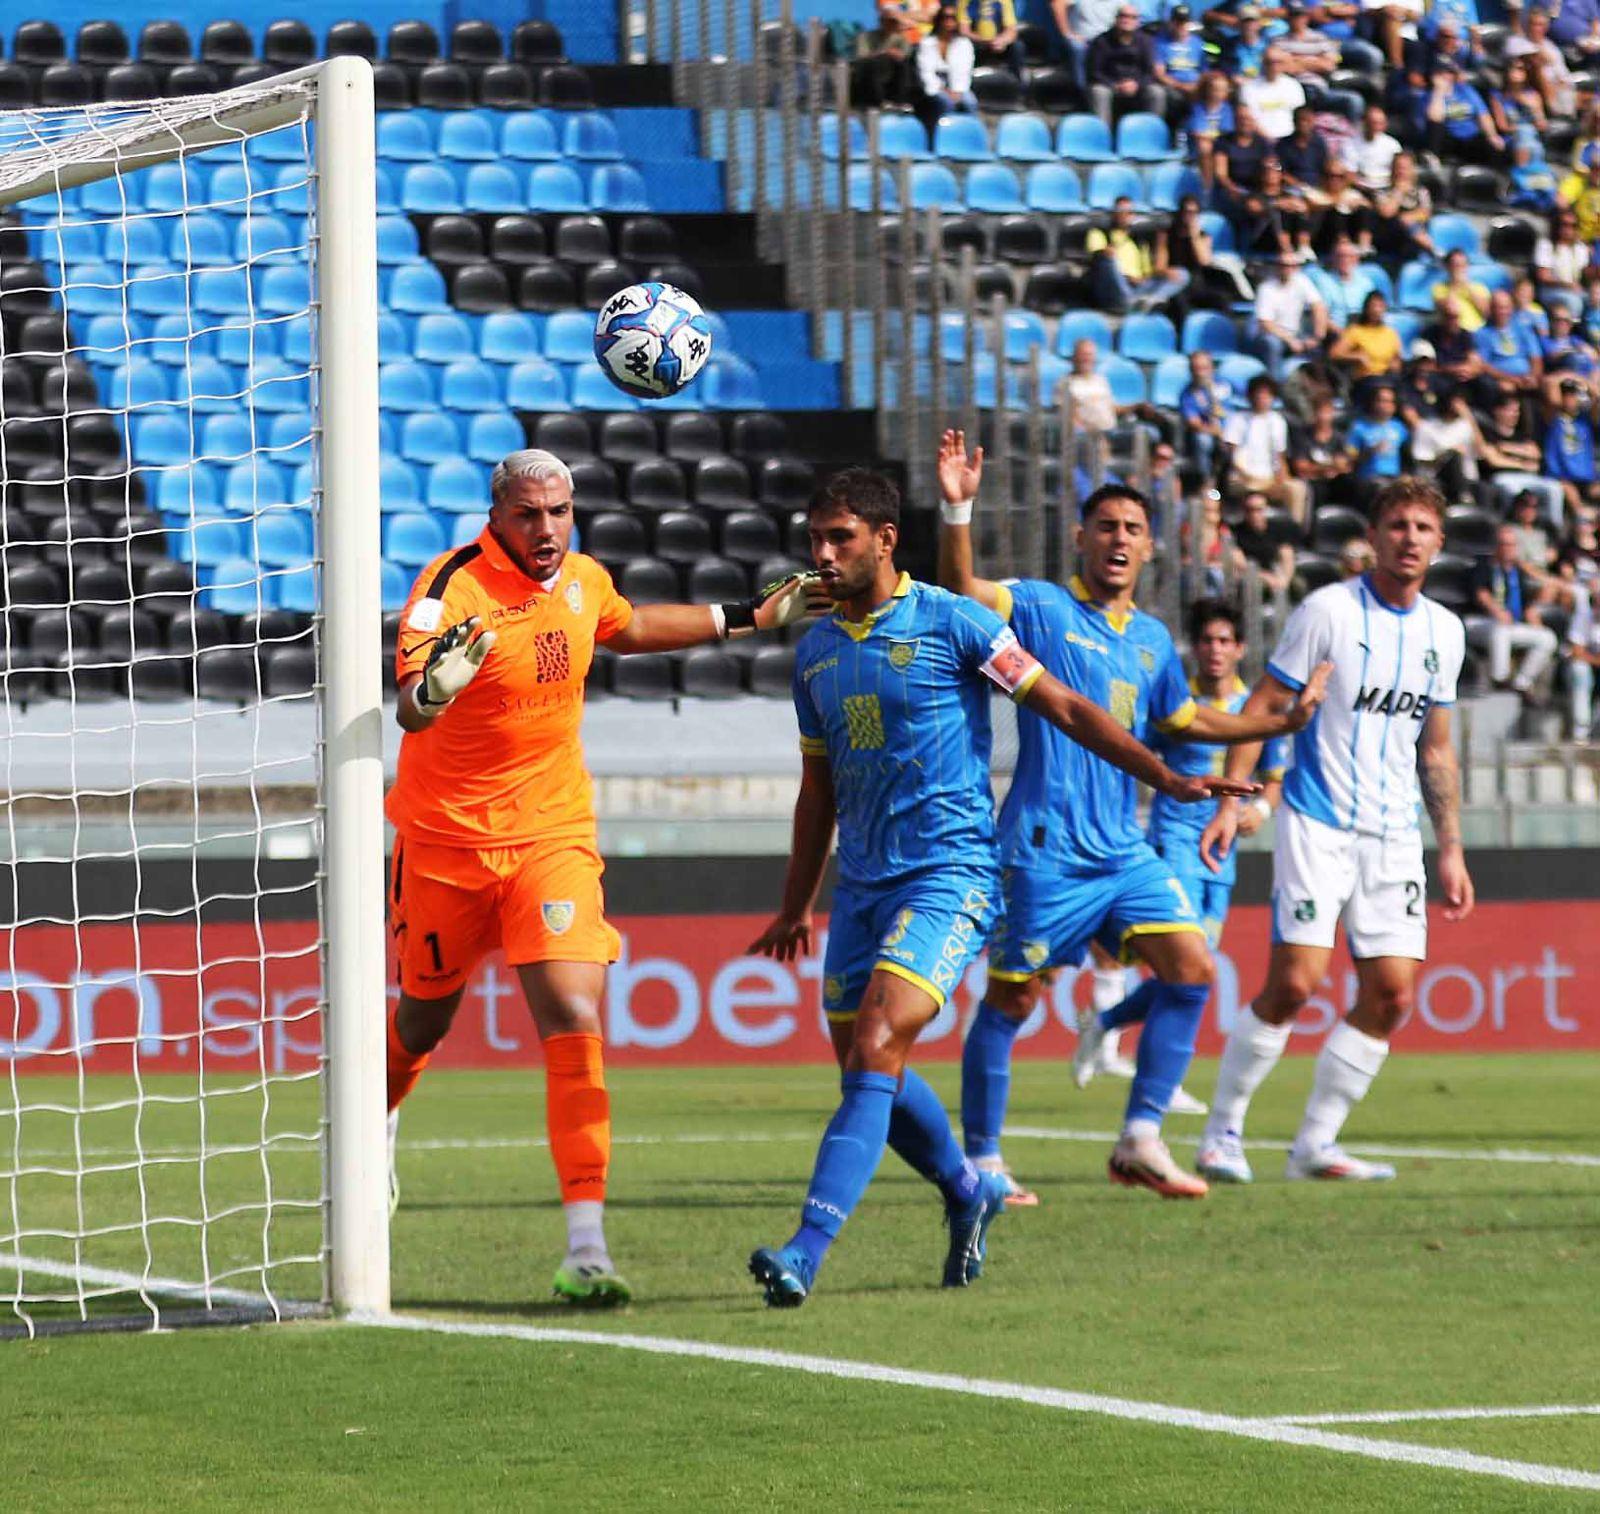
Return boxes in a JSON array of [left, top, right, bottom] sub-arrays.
[[1240, 47, 1306, 140], [1066, 337, 1121, 437], [880, 0, 942, 37], [1548, 0, 1600, 53], [1290, 393, 1357, 510], [1410, 384, 1485, 502], [1479, 389, 1567, 519], [1223, 373, 1312, 521], [1466, 524, 1559, 699], [1560, 145, 1600, 246], [1309, 236, 1379, 328], [1148, 439, 1183, 525], [1508, 7, 1576, 118], [1248, 249, 1328, 374], [1224, 5, 1270, 78], [1423, 299, 1482, 386], [1276, 104, 1330, 193], [854, 14, 920, 108], [1535, 208, 1593, 306], [1563, 577, 1600, 740], [1398, 340, 1451, 422], [1475, 288, 1544, 401], [1278, 1, 1341, 74], [1348, 103, 1402, 193], [1232, 488, 1302, 592], [1213, 103, 1272, 220], [1432, 248, 1491, 333], [915, 6, 979, 133], [1154, 5, 1207, 111], [1304, 157, 1375, 257], [1345, 380, 1410, 482], [959, 0, 1026, 73], [1409, 14, 1482, 76], [1086, 196, 1193, 313], [1541, 305, 1600, 406], [1187, 71, 1237, 188], [1419, 0, 1482, 40], [1508, 488, 1560, 571], [1159, 193, 1257, 303], [1508, 140, 1562, 215], [1088, 4, 1166, 126], [1511, 274, 1550, 341], [1179, 349, 1234, 476], [1490, 55, 1550, 138], [1050, 0, 1120, 88], [1330, 291, 1405, 386], [1239, 157, 1313, 257], [1339, 536, 1377, 576], [1418, 58, 1505, 164], [1556, 509, 1600, 604], [1544, 378, 1600, 515], [1359, 0, 1422, 68], [1372, 150, 1435, 260]]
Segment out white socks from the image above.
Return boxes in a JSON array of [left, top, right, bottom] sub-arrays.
[[564, 1199, 607, 1261], [1294, 1021, 1389, 1158], [1091, 965, 1128, 1014], [1204, 1007, 1293, 1143]]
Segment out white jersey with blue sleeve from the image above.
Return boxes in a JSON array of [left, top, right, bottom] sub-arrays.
[[1268, 575, 1464, 839]]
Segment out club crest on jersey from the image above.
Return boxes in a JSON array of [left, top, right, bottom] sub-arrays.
[[541, 901, 575, 936], [888, 639, 920, 670], [1424, 649, 1440, 674], [1293, 899, 1317, 923], [824, 973, 846, 1005], [1022, 940, 1049, 969]]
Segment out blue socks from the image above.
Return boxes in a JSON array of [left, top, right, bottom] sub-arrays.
[[890, 1068, 981, 1205], [788, 1070, 896, 1273], [1126, 981, 1210, 1127], [1099, 977, 1160, 1032], [960, 1000, 1024, 1160]]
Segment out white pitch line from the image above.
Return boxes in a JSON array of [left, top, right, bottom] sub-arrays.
[[353, 1312, 1600, 1495], [1274, 1404, 1600, 1427], [2, 1251, 275, 1309]]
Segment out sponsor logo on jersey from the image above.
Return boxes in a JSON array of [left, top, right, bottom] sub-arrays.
[[565, 580, 583, 616], [1352, 686, 1432, 720], [1065, 630, 1109, 656], [803, 655, 839, 682], [541, 901, 575, 936], [888, 639, 920, 670]]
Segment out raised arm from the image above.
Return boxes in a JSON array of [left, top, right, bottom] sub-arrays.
[[935, 428, 1011, 615], [749, 754, 837, 960], [1184, 660, 1331, 742], [1419, 703, 1474, 921], [603, 573, 822, 654], [1198, 668, 1300, 870]]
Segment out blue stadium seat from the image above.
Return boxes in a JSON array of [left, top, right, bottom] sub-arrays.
[[501, 111, 561, 160], [376, 215, 421, 264], [847, 165, 898, 211], [449, 514, 482, 548], [878, 114, 932, 160], [174, 518, 245, 567], [480, 310, 543, 364], [933, 115, 992, 162], [544, 309, 596, 363], [571, 364, 640, 409], [143, 161, 207, 215], [159, 467, 224, 516], [428, 458, 489, 512], [255, 265, 312, 314], [235, 213, 297, 263], [381, 561, 411, 612], [171, 212, 233, 267], [375, 166, 399, 215], [1002, 310, 1049, 360], [1056, 113, 1115, 162], [132, 413, 192, 464], [388, 262, 449, 313], [1181, 309, 1240, 355], [965, 163, 1026, 213], [401, 163, 464, 215], [440, 358, 503, 412], [819, 113, 867, 161], [704, 354, 763, 409], [128, 263, 190, 316], [1429, 214, 1480, 259], [200, 413, 252, 462], [527, 163, 588, 211], [203, 163, 252, 213], [563, 111, 623, 160], [1147, 161, 1203, 211], [82, 174, 141, 215], [506, 358, 571, 409], [436, 112, 499, 161], [109, 359, 169, 409], [384, 512, 446, 566], [100, 217, 165, 265], [247, 357, 309, 413], [37, 219, 100, 262], [378, 312, 411, 362], [1119, 312, 1178, 362], [268, 165, 310, 216], [1101, 354, 1147, 405], [380, 360, 437, 412], [400, 411, 462, 462], [590, 164, 650, 212], [204, 558, 266, 616], [413, 312, 476, 363], [909, 162, 962, 211], [1087, 163, 1147, 210], [995, 113, 1055, 161], [175, 356, 237, 412], [938, 311, 983, 362], [1150, 353, 1189, 408], [1057, 310, 1113, 355], [1397, 258, 1441, 312], [464, 163, 525, 214], [466, 412, 524, 463], [1390, 310, 1423, 350], [254, 509, 314, 568], [1116, 112, 1180, 162], [380, 455, 425, 513], [80, 313, 135, 360], [1218, 352, 1267, 390], [62, 262, 128, 319], [275, 567, 319, 614], [269, 410, 315, 466], [1199, 210, 1235, 254], [223, 460, 291, 512], [1025, 163, 1086, 212], [377, 112, 434, 160]]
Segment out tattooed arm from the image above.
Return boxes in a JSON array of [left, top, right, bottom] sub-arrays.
[[1419, 704, 1474, 922]]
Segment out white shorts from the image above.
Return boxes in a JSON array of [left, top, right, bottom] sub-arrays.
[[1271, 807, 1428, 961]]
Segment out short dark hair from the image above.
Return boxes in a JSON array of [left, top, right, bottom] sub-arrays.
[[1081, 481, 1151, 523], [808, 467, 901, 530], [1367, 474, 1445, 525], [1187, 597, 1242, 644]]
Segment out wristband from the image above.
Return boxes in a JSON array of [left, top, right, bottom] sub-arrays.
[[709, 604, 728, 640], [1251, 796, 1272, 823], [411, 681, 449, 719], [940, 497, 974, 526], [717, 599, 758, 638]]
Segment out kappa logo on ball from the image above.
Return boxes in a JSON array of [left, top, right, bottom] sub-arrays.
[[541, 901, 576, 936], [565, 580, 583, 616]]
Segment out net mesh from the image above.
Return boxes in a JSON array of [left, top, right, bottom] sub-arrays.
[[0, 79, 332, 1335]]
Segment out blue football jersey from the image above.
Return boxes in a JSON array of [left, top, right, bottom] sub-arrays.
[[792, 574, 1040, 888], [997, 577, 1196, 873], [1148, 677, 1289, 886]]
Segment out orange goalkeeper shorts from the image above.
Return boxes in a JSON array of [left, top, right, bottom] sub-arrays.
[[389, 837, 621, 999]]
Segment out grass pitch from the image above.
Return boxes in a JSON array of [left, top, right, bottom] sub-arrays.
[[5, 1052, 1598, 1511]]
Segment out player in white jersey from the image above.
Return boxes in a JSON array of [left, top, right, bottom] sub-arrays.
[[1194, 477, 1475, 1183]]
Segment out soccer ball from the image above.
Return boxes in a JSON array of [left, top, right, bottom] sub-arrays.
[[592, 282, 714, 400]]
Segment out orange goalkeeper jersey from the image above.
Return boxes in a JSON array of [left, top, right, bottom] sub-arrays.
[[385, 528, 634, 849]]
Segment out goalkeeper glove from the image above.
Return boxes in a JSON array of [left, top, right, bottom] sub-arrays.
[[716, 570, 824, 639], [413, 616, 497, 716]]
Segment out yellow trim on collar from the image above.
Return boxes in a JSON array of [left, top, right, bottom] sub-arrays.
[[1069, 574, 1136, 635], [1157, 697, 1198, 734], [833, 571, 912, 642], [1187, 674, 1250, 709]]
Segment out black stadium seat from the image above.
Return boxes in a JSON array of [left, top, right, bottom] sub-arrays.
[[450, 19, 504, 64], [138, 561, 198, 617], [568, 457, 622, 509], [720, 510, 780, 564], [729, 413, 787, 460], [450, 263, 513, 313], [103, 63, 161, 101], [758, 456, 816, 510], [582, 262, 638, 310], [1424, 554, 1475, 614], [533, 412, 595, 459], [200, 20, 255, 69], [327, 20, 378, 60], [479, 64, 534, 110], [166, 64, 223, 97], [664, 412, 724, 463], [388, 20, 441, 66], [196, 646, 260, 704], [971, 66, 1022, 112], [618, 216, 678, 262], [748, 644, 796, 698], [678, 646, 741, 699], [138, 20, 193, 66], [1024, 66, 1077, 113], [618, 557, 679, 605], [489, 215, 548, 265], [540, 64, 594, 110], [554, 215, 613, 266], [1312, 505, 1368, 555], [0, 66, 32, 109], [372, 62, 412, 109], [584, 510, 649, 562], [653, 509, 714, 563], [14, 20, 66, 68], [416, 63, 474, 110], [426, 216, 487, 266], [511, 19, 566, 65], [166, 609, 232, 653], [598, 412, 659, 463], [646, 262, 705, 302], [76, 20, 130, 68], [694, 455, 753, 511], [688, 556, 749, 602], [265, 644, 317, 697], [995, 214, 1053, 265], [263, 19, 316, 69], [612, 652, 675, 700], [517, 261, 578, 311], [230, 60, 280, 88]]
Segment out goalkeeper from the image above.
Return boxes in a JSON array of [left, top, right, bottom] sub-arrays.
[[385, 448, 818, 1306]]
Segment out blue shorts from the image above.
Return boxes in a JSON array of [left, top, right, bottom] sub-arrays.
[[989, 844, 1206, 980], [1151, 833, 1234, 946], [823, 868, 999, 1021]]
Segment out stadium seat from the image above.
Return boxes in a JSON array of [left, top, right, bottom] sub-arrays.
[[400, 163, 464, 215], [654, 510, 715, 564], [1181, 309, 1240, 355], [628, 456, 689, 511], [612, 651, 674, 698], [618, 558, 679, 605], [527, 163, 588, 212], [236, 214, 299, 263], [440, 359, 503, 412], [704, 355, 764, 409], [450, 18, 503, 63], [1087, 163, 1147, 211], [1429, 214, 1480, 259], [327, 20, 378, 59], [1116, 112, 1180, 162], [694, 455, 754, 511], [377, 113, 434, 161], [381, 361, 437, 413], [463, 163, 525, 215], [512, 19, 566, 64], [544, 309, 596, 364], [678, 646, 742, 699], [572, 366, 638, 410], [1393, 256, 1442, 310], [966, 163, 1027, 214], [1025, 163, 1086, 213], [381, 456, 425, 513], [554, 215, 614, 265], [590, 165, 650, 212], [757, 456, 814, 509], [1150, 354, 1189, 408], [480, 311, 543, 364], [400, 411, 463, 464], [263, 18, 315, 68], [139, 19, 192, 66], [819, 113, 867, 161], [598, 412, 659, 463], [428, 459, 488, 513], [384, 512, 447, 566], [1119, 312, 1178, 362], [502, 112, 562, 161], [1057, 310, 1113, 356], [564, 112, 624, 161], [878, 114, 932, 160], [1057, 114, 1115, 162], [201, 561, 266, 620], [535, 413, 594, 458], [425, 216, 487, 267], [480, 64, 536, 110], [110, 360, 169, 410], [388, 17, 440, 65], [437, 112, 499, 161], [934, 115, 993, 162], [1148, 161, 1203, 212], [720, 509, 781, 563], [173, 518, 245, 568], [1101, 355, 1147, 406], [995, 113, 1055, 162], [1217, 353, 1267, 390], [847, 165, 898, 211], [77, 19, 129, 66], [505, 358, 570, 409], [254, 510, 314, 569], [748, 644, 795, 698], [388, 263, 450, 314], [909, 162, 962, 212], [971, 67, 1022, 112], [995, 214, 1053, 265]]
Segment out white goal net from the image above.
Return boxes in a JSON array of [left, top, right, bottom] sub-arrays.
[[0, 60, 388, 1335]]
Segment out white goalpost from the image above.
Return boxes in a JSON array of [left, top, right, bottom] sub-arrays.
[[0, 58, 388, 1333]]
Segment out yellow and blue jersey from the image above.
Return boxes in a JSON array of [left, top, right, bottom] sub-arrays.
[[995, 576, 1196, 874], [1149, 677, 1288, 889], [792, 573, 1041, 890]]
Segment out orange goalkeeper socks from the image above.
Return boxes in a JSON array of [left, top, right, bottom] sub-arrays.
[[386, 1009, 431, 1113], [544, 1032, 610, 1204]]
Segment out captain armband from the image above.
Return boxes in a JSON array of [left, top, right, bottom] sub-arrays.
[[979, 626, 1044, 702]]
